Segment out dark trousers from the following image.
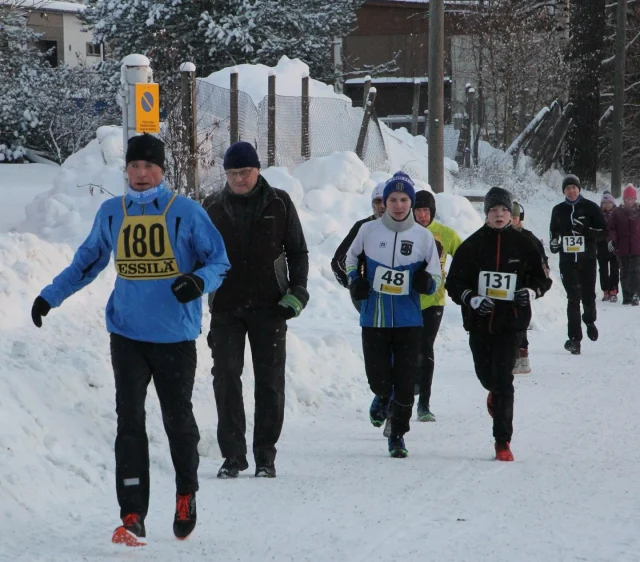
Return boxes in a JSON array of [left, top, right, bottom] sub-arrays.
[[111, 334, 199, 519], [597, 254, 619, 292], [417, 306, 444, 409], [618, 255, 640, 302], [560, 259, 597, 341], [468, 330, 521, 444], [362, 327, 421, 435], [209, 309, 287, 464]]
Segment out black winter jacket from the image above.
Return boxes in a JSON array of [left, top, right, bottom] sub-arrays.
[[203, 177, 309, 311], [446, 225, 551, 334], [549, 197, 607, 263], [330, 215, 375, 287]]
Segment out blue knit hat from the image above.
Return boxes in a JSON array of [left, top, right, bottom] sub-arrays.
[[223, 141, 261, 170], [383, 172, 416, 206]]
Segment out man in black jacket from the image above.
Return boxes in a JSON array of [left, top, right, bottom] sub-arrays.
[[330, 181, 386, 288], [510, 201, 552, 374], [446, 187, 550, 462], [203, 141, 309, 479], [549, 174, 607, 355]]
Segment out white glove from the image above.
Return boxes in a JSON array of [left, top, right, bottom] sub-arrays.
[[608, 240, 615, 253]]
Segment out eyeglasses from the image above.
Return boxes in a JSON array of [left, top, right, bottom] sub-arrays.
[[225, 169, 254, 180]]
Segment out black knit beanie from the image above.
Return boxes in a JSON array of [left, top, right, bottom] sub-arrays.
[[224, 141, 261, 170], [484, 187, 512, 215], [562, 174, 581, 192], [414, 190, 436, 225], [126, 133, 165, 171]]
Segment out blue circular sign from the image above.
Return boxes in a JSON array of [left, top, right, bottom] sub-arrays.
[[141, 92, 154, 112]]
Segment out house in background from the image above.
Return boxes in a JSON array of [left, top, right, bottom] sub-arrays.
[[1, 0, 102, 67], [336, 0, 478, 135]]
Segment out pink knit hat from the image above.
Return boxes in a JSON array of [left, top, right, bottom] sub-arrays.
[[623, 184, 637, 200]]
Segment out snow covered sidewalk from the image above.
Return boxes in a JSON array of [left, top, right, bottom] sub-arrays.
[[1, 299, 638, 562]]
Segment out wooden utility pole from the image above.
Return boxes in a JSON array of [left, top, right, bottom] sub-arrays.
[[180, 62, 199, 200], [428, 0, 444, 193], [611, 0, 627, 198]]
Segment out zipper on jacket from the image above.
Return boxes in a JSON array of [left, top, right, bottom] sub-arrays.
[[390, 232, 398, 328], [489, 232, 501, 334], [570, 204, 577, 263]]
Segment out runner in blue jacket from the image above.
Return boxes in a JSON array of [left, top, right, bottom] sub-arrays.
[[31, 134, 230, 546], [346, 172, 441, 458]]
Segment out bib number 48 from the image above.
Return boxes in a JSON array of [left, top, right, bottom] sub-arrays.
[[373, 266, 409, 295]]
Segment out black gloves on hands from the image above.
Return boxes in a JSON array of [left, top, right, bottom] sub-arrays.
[[171, 273, 205, 304], [463, 291, 494, 316], [349, 277, 370, 301], [549, 239, 561, 254], [514, 288, 535, 307], [412, 269, 433, 295], [31, 296, 51, 328]]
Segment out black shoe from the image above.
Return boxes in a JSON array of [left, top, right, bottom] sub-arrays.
[[388, 435, 408, 458], [112, 513, 147, 547], [173, 492, 196, 540], [586, 323, 598, 341], [255, 460, 276, 478], [564, 339, 581, 355], [217, 455, 249, 479]]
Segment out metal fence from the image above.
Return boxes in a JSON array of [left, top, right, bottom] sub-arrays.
[[194, 79, 390, 188]]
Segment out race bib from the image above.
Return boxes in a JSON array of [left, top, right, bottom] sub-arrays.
[[478, 271, 517, 301], [373, 266, 409, 295], [562, 235, 585, 253]]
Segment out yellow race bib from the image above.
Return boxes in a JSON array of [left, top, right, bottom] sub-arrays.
[[115, 194, 180, 280]]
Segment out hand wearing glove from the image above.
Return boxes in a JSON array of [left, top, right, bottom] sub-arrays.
[[514, 288, 536, 307], [463, 291, 495, 316], [349, 276, 370, 301], [275, 292, 304, 320], [31, 296, 51, 328], [608, 240, 616, 254], [549, 238, 561, 254], [171, 273, 205, 304], [412, 269, 434, 294]]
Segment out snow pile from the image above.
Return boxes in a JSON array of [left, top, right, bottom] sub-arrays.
[[202, 55, 350, 104]]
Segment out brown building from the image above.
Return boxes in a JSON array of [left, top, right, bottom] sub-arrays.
[[337, 0, 477, 131]]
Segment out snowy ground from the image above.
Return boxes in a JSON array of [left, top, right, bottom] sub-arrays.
[[1, 59, 638, 560]]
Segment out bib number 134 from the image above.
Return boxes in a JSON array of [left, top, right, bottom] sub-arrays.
[[563, 235, 585, 253], [478, 271, 517, 301]]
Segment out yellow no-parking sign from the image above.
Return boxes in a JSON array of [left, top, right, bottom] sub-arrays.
[[135, 83, 160, 133]]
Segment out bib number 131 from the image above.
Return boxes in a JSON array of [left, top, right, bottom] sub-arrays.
[[478, 271, 517, 301], [373, 266, 409, 295]]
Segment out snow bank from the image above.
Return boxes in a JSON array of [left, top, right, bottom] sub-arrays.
[[202, 56, 351, 104]]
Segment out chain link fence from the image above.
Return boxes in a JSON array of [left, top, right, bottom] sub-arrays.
[[194, 80, 390, 191]]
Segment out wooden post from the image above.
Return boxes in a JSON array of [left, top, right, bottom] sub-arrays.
[[465, 88, 475, 168], [180, 62, 199, 200], [355, 87, 377, 159], [428, 0, 445, 193], [268, 71, 276, 167], [230, 68, 239, 144], [411, 78, 421, 136], [301, 72, 310, 160], [363, 75, 372, 107]]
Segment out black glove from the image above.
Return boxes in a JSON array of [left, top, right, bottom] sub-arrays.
[[463, 291, 494, 316], [412, 269, 433, 294], [349, 277, 370, 301], [549, 238, 561, 254], [171, 273, 205, 304], [31, 296, 51, 328], [514, 288, 535, 307], [275, 293, 304, 320]]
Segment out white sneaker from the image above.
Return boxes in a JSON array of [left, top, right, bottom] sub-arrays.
[[512, 357, 522, 375], [519, 356, 532, 374]]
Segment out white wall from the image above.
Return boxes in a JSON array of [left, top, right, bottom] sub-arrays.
[[62, 13, 101, 67]]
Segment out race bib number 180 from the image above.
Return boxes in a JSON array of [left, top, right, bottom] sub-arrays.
[[373, 266, 409, 296], [478, 271, 517, 301], [563, 235, 585, 253]]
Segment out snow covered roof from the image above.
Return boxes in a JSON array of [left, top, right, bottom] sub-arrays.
[[0, 0, 86, 14]]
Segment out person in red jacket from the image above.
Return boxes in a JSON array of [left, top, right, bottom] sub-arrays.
[[608, 184, 640, 305]]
